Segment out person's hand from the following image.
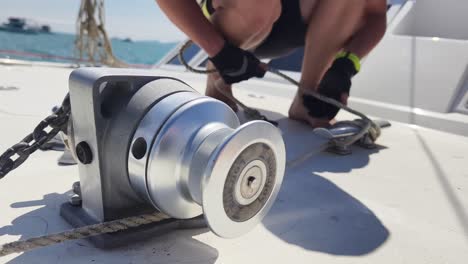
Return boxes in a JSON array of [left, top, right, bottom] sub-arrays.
[[302, 53, 360, 120], [209, 41, 266, 84]]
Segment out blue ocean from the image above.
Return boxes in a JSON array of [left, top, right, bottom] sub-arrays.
[[0, 30, 176, 66]]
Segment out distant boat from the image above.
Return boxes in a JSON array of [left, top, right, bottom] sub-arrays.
[[0, 17, 51, 34], [41, 25, 51, 34], [111, 37, 133, 43]]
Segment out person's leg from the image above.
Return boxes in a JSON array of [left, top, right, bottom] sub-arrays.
[[289, 0, 368, 127], [205, 0, 282, 111]]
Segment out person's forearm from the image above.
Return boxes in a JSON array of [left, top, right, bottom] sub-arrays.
[[156, 0, 225, 56], [345, 12, 386, 59]]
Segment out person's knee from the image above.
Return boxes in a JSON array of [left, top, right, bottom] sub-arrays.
[[213, 0, 281, 45], [345, 0, 367, 18], [242, 0, 281, 31]]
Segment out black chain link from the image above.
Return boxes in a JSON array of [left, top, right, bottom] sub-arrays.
[[0, 94, 71, 179]]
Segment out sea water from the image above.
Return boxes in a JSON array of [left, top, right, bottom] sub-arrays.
[[0, 31, 176, 66]]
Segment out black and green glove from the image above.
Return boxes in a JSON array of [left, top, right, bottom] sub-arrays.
[[303, 52, 360, 120], [210, 42, 266, 84]]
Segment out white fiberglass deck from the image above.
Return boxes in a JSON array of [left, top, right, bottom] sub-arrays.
[[1, 64, 467, 263]]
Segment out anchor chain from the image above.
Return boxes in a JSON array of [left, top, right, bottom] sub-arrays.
[[0, 94, 71, 179]]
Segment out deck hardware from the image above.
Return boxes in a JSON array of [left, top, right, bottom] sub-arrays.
[[58, 68, 286, 245], [314, 120, 391, 155], [69, 194, 82, 207]]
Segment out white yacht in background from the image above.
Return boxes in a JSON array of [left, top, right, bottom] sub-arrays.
[[0, 17, 51, 34], [0, 0, 467, 263]]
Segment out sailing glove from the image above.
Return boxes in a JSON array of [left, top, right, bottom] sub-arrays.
[[303, 52, 360, 120], [210, 42, 266, 84]]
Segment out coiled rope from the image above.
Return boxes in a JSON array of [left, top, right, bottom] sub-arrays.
[[178, 40, 381, 146]]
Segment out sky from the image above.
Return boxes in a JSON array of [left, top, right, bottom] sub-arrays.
[[0, 0, 185, 42]]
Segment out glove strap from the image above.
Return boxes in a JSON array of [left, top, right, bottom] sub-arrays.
[[201, 0, 215, 20], [336, 51, 361, 73]]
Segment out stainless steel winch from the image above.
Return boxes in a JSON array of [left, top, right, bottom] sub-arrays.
[[61, 68, 286, 242]]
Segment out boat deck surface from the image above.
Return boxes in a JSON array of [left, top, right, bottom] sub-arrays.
[[1, 64, 467, 263]]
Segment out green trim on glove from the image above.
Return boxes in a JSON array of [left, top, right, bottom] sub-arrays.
[[336, 51, 361, 73]]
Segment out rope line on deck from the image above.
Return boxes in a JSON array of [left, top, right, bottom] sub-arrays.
[[0, 212, 170, 257]]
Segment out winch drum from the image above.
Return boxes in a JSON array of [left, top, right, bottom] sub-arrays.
[[66, 68, 285, 239]]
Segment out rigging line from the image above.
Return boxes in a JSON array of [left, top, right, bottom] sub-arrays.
[[178, 40, 381, 146]]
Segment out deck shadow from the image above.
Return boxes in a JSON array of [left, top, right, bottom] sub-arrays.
[[253, 111, 390, 256], [263, 171, 389, 256], [1, 192, 218, 264]]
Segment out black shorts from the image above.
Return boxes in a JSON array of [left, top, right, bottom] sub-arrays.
[[202, 0, 308, 59], [253, 0, 308, 59]]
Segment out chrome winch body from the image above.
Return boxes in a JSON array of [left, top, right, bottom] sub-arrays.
[[64, 68, 285, 240]]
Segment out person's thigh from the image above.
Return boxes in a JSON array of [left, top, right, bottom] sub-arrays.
[[299, 0, 319, 22], [300, 0, 368, 43]]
